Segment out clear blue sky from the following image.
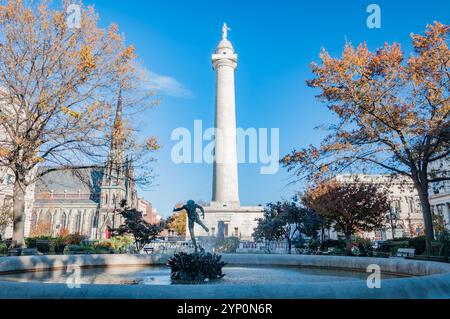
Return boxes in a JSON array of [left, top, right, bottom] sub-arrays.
[[88, 0, 449, 217]]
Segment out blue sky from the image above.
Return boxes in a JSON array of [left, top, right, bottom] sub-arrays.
[[88, 0, 449, 217]]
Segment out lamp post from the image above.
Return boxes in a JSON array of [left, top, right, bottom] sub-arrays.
[[386, 209, 398, 240]]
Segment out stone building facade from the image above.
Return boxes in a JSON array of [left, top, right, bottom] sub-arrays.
[[429, 158, 450, 231], [31, 162, 137, 239], [137, 198, 158, 225]]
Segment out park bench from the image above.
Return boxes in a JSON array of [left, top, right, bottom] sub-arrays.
[[396, 248, 415, 258], [143, 247, 154, 254]]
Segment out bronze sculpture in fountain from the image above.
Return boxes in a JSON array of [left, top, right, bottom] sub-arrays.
[[169, 200, 226, 282], [173, 200, 209, 252]]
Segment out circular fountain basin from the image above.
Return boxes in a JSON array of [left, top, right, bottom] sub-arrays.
[[0, 254, 449, 298]]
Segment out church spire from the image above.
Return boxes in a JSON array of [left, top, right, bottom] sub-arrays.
[[111, 87, 124, 158], [104, 88, 126, 186]]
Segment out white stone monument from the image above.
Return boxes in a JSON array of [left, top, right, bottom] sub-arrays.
[[190, 23, 264, 241]]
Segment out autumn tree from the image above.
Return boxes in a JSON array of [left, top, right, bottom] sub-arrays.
[[253, 200, 321, 254], [0, 1, 158, 247], [282, 22, 449, 254], [167, 209, 187, 236], [302, 181, 390, 241]]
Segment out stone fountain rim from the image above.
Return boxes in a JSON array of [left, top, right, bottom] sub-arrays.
[[0, 253, 449, 299]]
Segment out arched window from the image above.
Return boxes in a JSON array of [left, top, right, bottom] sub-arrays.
[[75, 212, 82, 234], [92, 211, 99, 228], [31, 210, 38, 229], [44, 211, 52, 223], [105, 194, 108, 205], [61, 212, 67, 228]]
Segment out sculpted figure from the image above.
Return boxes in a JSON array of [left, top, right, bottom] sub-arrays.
[[173, 200, 209, 252]]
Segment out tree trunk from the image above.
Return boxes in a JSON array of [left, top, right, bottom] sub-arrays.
[[287, 238, 292, 254], [412, 173, 434, 256], [345, 233, 352, 242], [12, 178, 26, 248], [416, 185, 434, 255]]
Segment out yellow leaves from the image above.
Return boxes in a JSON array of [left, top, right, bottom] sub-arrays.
[[34, 156, 45, 163], [322, 141, 351, 152], [51, 10, 65, 30], [0, 147, 11, 158], [145, 136, 160, 151], [0, 0, 17, 21], [115, 45, 137, 76], [108, 23, 121, 42], [319, 165, 329, 174], [61, 106, 81, 119], [23, 7, 34, 24], [412, 22, 450, 52], [123, 45, 135, 58], [78, 45, 96, 74]]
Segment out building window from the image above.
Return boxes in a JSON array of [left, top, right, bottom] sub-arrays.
[[75, 212, 82, 234], [234, 227, 239, 237], [92, 212, 99, 228], [61, 212, 67, 229], [6, 174, 14, 185], [408, 198, 415, 215], [31, 210, 38, 229], [224, 223, 229, 237], [392, 199, 401, 217], [211, 227, 215, 236], [436, 204, 444, 217], [2, 196, 12, 211]]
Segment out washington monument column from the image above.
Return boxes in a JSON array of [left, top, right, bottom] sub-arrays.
[[211, 23, 240, 206], [186, 24, 263, 240]]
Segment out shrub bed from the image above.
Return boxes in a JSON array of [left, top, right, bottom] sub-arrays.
[[215, 237, 240, 253]]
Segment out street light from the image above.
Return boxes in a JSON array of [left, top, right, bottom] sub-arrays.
[[386, 209, 398, 240]]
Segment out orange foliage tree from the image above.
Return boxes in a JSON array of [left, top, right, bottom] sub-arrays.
[[282, 22, 449, 254], [29, 221, 52, 237]]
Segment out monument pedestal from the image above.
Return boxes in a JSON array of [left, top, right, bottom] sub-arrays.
[[191, 204, 263, 241]]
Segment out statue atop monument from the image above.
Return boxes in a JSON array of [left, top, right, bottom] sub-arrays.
[[222, 22, 231, 40], [173, 200, 209, 252]]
